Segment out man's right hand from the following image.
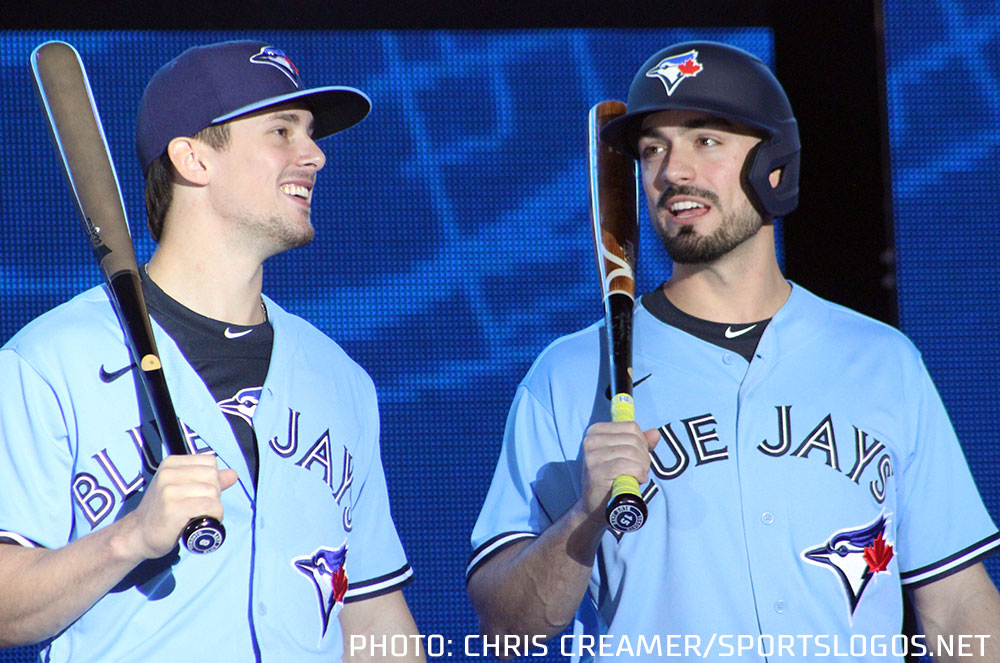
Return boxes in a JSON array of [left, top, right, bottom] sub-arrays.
[[579, 421, 659, 522], [119, 454, 239, 561]]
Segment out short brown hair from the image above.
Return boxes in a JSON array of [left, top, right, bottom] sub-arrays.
[[144, 123, 230, 242]]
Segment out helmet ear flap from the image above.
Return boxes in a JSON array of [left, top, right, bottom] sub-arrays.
[[743, 131, 800, 219]]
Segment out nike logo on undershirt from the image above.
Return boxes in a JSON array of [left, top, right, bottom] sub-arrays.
[[724, 324, 757, 339], [224, 327, 254, 339], [99, 363, 135, 383]]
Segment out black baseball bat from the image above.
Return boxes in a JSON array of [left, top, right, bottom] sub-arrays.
[[588, 100, 647, 533], [31, 40, 225, 554]]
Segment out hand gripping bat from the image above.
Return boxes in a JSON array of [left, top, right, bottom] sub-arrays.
[[588, 100, 647, 533], [31, 41, 225, 554]]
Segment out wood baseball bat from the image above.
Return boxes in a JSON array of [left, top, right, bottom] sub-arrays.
[[588, 100, 646, 532], [31, 41, 225, 554]]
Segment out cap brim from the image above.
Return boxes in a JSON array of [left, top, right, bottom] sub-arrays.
[[212, 85, 372, 139]]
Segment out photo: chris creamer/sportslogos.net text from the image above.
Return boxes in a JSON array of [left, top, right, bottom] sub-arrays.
[[348, 633, 993, 658]]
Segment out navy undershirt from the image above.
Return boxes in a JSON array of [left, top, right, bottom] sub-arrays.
[[140, 266, 272, 486], [641, 284, 770, 362]]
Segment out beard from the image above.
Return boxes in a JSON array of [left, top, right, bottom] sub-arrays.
[[236, 211, 315, 256], [653, 185, 763, 264]]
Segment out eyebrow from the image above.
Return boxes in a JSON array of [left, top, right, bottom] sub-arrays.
[[269, 111, 316, 133]]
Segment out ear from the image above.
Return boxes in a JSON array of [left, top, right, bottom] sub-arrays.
[[167, 137, 211, 186]]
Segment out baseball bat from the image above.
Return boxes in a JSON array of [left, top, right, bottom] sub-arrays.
[[31, 41, 225, 554], [587, 100, 646, 533]]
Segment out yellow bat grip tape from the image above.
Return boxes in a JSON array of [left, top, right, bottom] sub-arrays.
[[610, 393, 634, 422]]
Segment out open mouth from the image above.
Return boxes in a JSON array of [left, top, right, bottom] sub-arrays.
[[669, 199, 709, 219], [280, 183, 312, 202]]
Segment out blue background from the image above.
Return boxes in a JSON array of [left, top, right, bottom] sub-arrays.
[[1, 2, 998, 658]]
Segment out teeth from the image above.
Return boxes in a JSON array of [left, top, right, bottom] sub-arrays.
[[671, 200, 705, 212], [280, 183, 311, 200]]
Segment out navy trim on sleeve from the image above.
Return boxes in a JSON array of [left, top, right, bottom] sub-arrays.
[[466, 531, 539, 584], [900, 531, 1000, 589]]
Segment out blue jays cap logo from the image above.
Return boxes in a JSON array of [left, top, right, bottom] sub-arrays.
[[645, 49, 703, 96], [250, 46, 302, 87], [293, 543, 349, 640], [802, 512, 895, 621]]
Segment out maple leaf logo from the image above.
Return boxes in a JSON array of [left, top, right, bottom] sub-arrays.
[[331, 565, 349, 604], [863, 534, 893, 573], [678, 58, 701, 76]]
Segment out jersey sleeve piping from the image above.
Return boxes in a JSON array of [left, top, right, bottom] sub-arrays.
[[466, 531, 539, 584], [0, 531, 41, 547], [343, 563, 414, 603], [899, 532, 1000, 588]]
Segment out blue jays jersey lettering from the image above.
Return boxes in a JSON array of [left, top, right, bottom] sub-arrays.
[[0, 286, 412, 663], [469, 283, 999, 662]]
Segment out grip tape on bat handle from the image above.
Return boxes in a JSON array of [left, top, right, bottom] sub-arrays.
[[604, 393, 647, 532]]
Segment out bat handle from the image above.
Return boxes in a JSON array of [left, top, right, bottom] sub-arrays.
[[181, 516, 226, 554], [604, 393, 648, 532]]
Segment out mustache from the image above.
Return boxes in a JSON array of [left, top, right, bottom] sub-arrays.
[[656, 185, 720, 210]]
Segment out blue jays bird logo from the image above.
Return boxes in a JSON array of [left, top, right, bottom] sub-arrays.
[[645, 49, 703, 96], [293, 543, 350, 640], [250, 46, 302, 87], [217, 386, 262, 427], [802, 513, 895, 621]]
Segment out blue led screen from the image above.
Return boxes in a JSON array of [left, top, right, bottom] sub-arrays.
[[0, 28, 774, 662], [884, 0, 1000, 583]]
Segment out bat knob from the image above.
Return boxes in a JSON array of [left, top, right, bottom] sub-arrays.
[[605, 477, 647, 532], [182, 516, 226, 554]]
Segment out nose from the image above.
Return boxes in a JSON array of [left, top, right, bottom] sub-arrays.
[[663, 146, 694, 185], [301, 136, 326, 171]]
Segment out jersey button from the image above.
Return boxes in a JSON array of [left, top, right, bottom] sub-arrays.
[[761, 511, 774, 525], [258, 602, 268, 616], [774, 600, 786, 614], [722, 353, 735, 365]]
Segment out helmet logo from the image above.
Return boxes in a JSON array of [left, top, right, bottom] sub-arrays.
[[645, 50, 702, 96]]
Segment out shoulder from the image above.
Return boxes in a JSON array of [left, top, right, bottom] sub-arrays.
[[262, 296, 375, 390], [2, 286, 122, 364], [783, 282, 923, 362]]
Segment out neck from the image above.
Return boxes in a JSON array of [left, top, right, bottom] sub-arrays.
[[147, 234, 267, 326], [663, 228, 790, 323]]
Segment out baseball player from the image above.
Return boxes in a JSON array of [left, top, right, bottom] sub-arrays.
[[467, 42, 1000, 662], [0, 42, 422, 662]]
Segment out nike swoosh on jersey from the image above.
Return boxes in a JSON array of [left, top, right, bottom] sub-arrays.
[[224, 327, 254, 339], [724, 324, 757, 339], [99, 363, 135, 383], [604, 374, 653, 401]]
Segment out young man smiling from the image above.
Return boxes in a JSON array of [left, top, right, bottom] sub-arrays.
[[467, 41, 1000, 662], [0, 41, 421, 662]]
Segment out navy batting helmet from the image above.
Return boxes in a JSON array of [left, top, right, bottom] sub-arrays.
[[601, 41, 800, 218]]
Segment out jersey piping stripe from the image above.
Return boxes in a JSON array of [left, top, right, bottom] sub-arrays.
[[899, 531, 1000, 587], [343, 563, 414, 602], [0, 530, 39, 547], [466, 531, 538, 582]]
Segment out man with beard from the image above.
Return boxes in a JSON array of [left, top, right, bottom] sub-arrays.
[[466, 42, 1000, 662], [0, 41, 421, 662]]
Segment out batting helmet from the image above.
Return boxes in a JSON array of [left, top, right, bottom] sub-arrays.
[[601, 41, 800, 218]]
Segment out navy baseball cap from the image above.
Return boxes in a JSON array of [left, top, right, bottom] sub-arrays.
[[136, 40, 370, 174]]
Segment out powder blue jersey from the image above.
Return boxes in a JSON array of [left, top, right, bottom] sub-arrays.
[[0, 286, 412, 662], [469, 283, 998, 662]]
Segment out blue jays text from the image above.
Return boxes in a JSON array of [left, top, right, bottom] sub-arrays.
[[653, 405, 893, 503], [71, 407, 354, 530]]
